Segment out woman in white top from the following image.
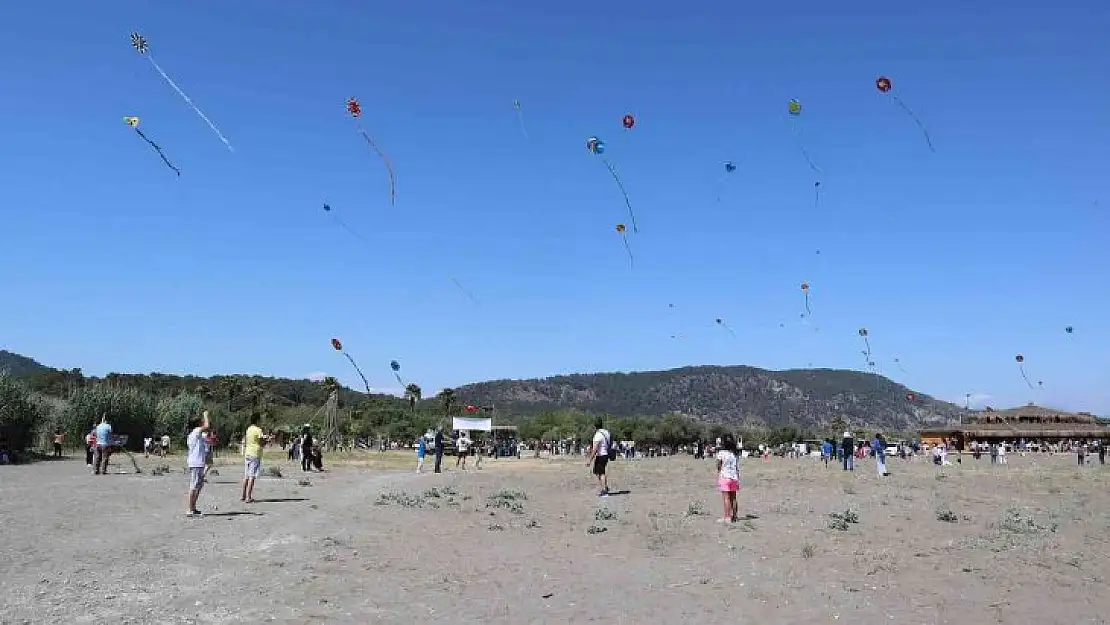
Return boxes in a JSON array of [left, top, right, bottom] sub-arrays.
[[715, 434, 741, 523]]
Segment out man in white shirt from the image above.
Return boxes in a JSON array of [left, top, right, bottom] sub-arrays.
[[586, 418, 613, 497], [184, 411, 212, 517], [160, 434, 170, 457], [455, 432, 471, 470]]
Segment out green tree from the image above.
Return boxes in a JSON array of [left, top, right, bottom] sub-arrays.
[[437, 388, 456, 420], [404, 383, 422, 413]]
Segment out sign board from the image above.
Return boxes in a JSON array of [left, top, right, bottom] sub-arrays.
[[452, 417, 492, 432]]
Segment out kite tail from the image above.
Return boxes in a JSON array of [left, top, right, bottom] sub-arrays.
[[600, 157, 638, 233], [804, 293, 811, 315], [515, 107, 529, 140], [813, 184, 821, 209], [791, 120, 822, 174], [449, 276, 480, 305], [721, 323, 737, 338], [1019, 364, 1034, 389], [343, 352, 372, 394], [393, 372, 405, 388], [892, 96, 935, 153], [358, 129, 396, 206], [146, 55, 233, 152], [620, 234, 634, 268], [134, 128, 181, 176]]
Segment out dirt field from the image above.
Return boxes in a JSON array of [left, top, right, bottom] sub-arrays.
[[2, 450, 1109, 624]]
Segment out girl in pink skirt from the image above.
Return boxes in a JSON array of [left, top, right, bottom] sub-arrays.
[[715, 434, 741, 523]]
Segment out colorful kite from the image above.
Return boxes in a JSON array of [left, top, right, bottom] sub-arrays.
[[622, 114, 635, 129], [715, 318, 737, 338], [586, 136, 638, 233], [615, 224, 634, 267], [347, 97, 396, 206], [800, 282, 811, 315], [465, 404, 480, 414], [322, 203, 367, 242], [123, 116, 180, 176], [787, 99, 821, 173], [512, 100, 529, 139], [130, 32, 232, 152], [389, 359, 405, 387], [330, 338, 372, 394], [1014, 354, 1034, 389], [875, 76, 935, 152], [906, 392, 917, 402]]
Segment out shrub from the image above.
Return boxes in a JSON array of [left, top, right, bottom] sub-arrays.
[[61, 385, 158, 451], [0, 374, 43, 452]]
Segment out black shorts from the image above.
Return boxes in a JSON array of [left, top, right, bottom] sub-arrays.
[[458, 449, 470, 457], [592, 456, 609, 476]]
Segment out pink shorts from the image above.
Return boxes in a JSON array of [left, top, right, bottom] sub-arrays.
[[718, 477, 740, 493]]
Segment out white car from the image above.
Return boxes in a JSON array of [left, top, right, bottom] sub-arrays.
[[885, 445, 899, 457]]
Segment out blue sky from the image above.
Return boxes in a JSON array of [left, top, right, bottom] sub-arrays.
[[1, 0, 1107, 413]]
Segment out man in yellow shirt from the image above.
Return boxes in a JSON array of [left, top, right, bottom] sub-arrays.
[[240, 413, 268, 503]]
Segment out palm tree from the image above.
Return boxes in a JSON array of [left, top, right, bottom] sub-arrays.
[[404, 383, 423, 413], [437, 388, 456, 419]]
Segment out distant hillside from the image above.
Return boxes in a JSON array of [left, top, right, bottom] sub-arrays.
[[0, 350, 50, 377], [454, 365, 968, 432]]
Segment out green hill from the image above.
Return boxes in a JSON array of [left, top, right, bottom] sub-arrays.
[[0, 350, 50, 377], [453, 365, 967, 431]]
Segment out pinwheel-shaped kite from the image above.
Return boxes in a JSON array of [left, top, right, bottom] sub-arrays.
[[347, 97, 396, 206]]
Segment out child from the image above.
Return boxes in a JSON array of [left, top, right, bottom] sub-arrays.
[[715, 434, 741, 523], [416, 436, 426, 473], [185, 411, 212, 517]]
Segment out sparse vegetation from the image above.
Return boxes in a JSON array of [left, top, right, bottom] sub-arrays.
[[486, 489, 527, 514], [827, 509, 860, 531], [595, 507, 618, 521], [685, 501, 709, 517], [801, 542, 816, 559]]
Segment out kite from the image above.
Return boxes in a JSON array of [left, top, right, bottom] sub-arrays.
[[906, 392, 916, 402], [875, 76, 935, 152], [814, 181, 822, 209], [717, 162, 737, 202], [615, 224, 634, 267], [465, 404, 480, 414], [330, 338, 372, 394], [123, 116, 180, 176], [858, 328, 872, 367], [586, 136, 638, 233], [322, 203, 367, 242], [130, 32, 232, 152], [622, 114, 635, 129], [1014, 354, 1034, 389], [787, 99, 821, 173], [389, 360, 405, 387], [893, 357, 909, 376], [512, 100, 529, 139], [715, 318, 737, 338], [347, 97, 396, 206], [800, 282, 811, 315]]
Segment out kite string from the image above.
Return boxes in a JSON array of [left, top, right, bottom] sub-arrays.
[[620, 233, 634, 268], [1018, 364, 1034, 389], [134, 128, 181, 176], [892, 95, 935, 152], [343, 352, 372, 394], [515, 107, 529, 140], [358, 127, 397, 207], [790, 120, 822, 174], [329, 212, 368, 243], [449, 277, 480, 305], [146, 54, 233, 152], [599, 157, 639, 233]]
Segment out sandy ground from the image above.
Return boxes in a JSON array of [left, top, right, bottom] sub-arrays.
[[2, 450, 1110, 625]]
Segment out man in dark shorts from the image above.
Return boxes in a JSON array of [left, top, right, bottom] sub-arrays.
[[586, 417, 613, 497]]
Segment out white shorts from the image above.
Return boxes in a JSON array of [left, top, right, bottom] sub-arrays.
[[188, 467, 205, 491], [244, 456, 261, 478]]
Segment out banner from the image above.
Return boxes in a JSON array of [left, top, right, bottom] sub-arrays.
[[452, 417, 492, 432]]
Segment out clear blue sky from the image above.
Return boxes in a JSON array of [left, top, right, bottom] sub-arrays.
[[2, 0, 1107, 414]]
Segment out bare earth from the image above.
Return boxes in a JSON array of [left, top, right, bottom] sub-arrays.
[[3, 451, 1109, 625]]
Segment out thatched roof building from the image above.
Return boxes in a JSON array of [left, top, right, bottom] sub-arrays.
[[920, 404, 1109, 446]]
